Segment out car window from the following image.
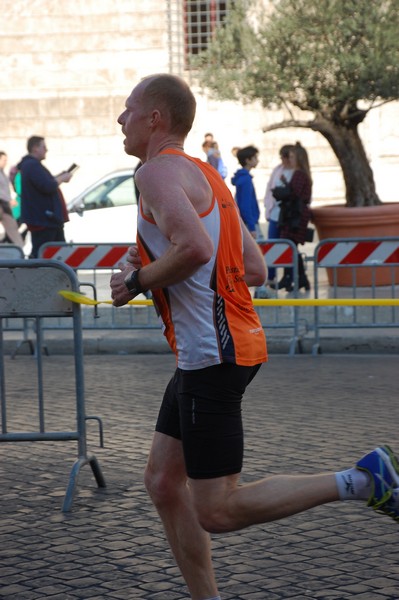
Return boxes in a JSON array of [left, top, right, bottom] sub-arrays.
[[83, 175, 136, 211]]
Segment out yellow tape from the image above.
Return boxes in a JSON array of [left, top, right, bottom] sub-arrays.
[[59, 290, 399, 308], [58, 290, 153, 306], [253, 298, 399, 307]]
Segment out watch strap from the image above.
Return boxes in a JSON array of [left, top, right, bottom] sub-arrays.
[[124, 269, 146, 295]]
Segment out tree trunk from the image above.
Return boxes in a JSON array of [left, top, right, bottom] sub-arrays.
[[312, 118, 381, 207]]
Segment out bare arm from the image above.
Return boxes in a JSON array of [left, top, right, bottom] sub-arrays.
[[111, 158, 214, 306], [242, 222, 267, 287]]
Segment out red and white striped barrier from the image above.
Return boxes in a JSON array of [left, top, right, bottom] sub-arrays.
[[316, 240, 399, 267], [42, 242, 297, 270], [258, 241, 295, 266], [39, 244, 130, 269]]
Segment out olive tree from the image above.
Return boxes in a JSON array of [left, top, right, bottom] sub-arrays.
[[195, 0, 399, 206]]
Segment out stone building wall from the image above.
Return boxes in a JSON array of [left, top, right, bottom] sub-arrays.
[[1, 0, 398, 208], [1, 0, 170, 200]]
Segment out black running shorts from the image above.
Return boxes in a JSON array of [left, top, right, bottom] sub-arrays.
[[155, 362, 261, 479]]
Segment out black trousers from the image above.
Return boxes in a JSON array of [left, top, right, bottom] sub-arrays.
[[30, 226, 65, 258], [284, 245, 306, 281]]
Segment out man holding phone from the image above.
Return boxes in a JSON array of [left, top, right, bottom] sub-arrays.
[[67, 163, 79, 174], [18, 136, 75, 257]]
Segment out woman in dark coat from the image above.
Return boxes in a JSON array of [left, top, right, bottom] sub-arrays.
[[271, 142, 312, 291]]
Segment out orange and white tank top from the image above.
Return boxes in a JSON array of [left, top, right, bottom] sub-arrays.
[[137, 149, 267, 370]]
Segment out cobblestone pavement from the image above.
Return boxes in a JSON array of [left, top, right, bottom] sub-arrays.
[[1, 353, 399, 599]]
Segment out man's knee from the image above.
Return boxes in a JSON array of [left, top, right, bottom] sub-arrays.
[[144, 463, 183, 507], [194, 498, 234, 534]]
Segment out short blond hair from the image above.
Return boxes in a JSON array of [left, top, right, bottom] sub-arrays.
[[141, 74, 196, 138]]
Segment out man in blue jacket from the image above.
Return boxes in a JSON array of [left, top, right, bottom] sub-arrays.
[[19, 136, 73, 257], [231, 145, 260, 238]]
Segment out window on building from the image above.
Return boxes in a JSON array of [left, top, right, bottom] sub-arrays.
[[167, 1, 233, 75], [184, 1, 231, 56]]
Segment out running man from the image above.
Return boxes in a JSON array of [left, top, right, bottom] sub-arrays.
[[110, 73, 399, 600]]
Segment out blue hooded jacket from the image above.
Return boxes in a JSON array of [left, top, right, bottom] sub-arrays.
[[18, 154, 64, 227], [231, 168, 260, 232]]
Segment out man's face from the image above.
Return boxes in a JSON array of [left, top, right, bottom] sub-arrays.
[[32, 140, 47, 161], [117, 81, 151, 159], [247, 153, 259, 169]]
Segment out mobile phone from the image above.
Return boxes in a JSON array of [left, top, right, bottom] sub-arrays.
[[67, 163, 79, 173]]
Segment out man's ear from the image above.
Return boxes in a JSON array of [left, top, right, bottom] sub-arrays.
[[150, 110, 161, 126]]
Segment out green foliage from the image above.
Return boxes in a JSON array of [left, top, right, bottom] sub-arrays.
[[193, 1, 257, 101], [196, 0, 399, 121]]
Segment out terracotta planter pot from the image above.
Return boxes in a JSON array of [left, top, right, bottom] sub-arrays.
[[311, 203, 399, 286]]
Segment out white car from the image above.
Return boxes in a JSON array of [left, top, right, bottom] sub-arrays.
[[21, 169, 138, 256], [64, 169, 138, 244]]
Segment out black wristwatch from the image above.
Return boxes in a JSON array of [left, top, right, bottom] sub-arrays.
[[124, 269, 146, 297]]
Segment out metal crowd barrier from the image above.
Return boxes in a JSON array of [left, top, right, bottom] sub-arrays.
[[0, 259, 106, 511], [0, 244, 25, 260], [312, 236, 399, 354], [38, 242, 159, 330], [3, 237, 398, 356], [0, 244, 36, 356], [39, 240, 305, 354], [257, 239, 303, 355], [37, 241, 304, 352]]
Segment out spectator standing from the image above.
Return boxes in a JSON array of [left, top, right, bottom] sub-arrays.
[[231, 145, 261, 239], [202, 133, 227, 179], [19, 136, 73, 258], [8, 163, 22, 223], [0, 152, 13, 211], [271, 142, 312, 291], [208, 142, 227, 179], [0, 151, 24, 246], [201, 132, 214, 161], [263, 144, 294, 284]]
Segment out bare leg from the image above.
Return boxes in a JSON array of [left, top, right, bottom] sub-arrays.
[[190, 472, 339, 533], [1, 213, 24, 247], [144, 432, 219, 600]]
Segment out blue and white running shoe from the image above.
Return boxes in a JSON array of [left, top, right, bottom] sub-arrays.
[[376, 488, 399, 523], [356, 445, 399, 511]]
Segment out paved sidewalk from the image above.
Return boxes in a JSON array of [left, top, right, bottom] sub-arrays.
[[1, 354, 399, 599], [3, 323, 399, 358]]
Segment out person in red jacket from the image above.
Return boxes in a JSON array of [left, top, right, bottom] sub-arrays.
[[271, 142, 312, 291]]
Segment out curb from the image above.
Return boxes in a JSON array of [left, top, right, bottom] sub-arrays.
[[3, 331, 399, 356]]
